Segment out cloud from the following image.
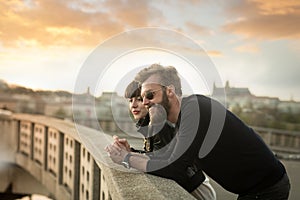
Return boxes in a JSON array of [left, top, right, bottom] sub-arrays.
[[104, 0, 163, 27], [0, 0, 161, 47], [222, 0, 300, 40], [234, 44, 260, 53], [185, 22, 212, 35], [251, 0, 300, 15], [206, 50, 223, 57]]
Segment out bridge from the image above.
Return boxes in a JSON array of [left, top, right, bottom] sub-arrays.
[[0, 112, 300, 200]]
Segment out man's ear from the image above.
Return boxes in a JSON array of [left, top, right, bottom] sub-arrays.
[[166, 85, 176, 97]]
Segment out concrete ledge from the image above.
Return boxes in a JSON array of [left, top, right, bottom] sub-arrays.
[[99, 162, 196, 200]]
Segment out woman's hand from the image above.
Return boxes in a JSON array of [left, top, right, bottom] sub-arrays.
[[105, 142, 129, 164], [113, 135, 131, 152]]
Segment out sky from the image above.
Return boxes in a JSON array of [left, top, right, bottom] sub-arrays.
[[0, 0, 299, 101]]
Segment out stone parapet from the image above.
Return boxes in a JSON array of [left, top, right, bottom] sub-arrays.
[[1, 113, 195, 199]]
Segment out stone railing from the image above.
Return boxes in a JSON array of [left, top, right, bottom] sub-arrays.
[[253, 126, 300, 154], [0, 113, 195, 200]]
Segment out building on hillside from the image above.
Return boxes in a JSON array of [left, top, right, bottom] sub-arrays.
[[251, 96, 280, 110], [212, 81, 253, 110], [44, 101, 73, 118], [0, 93, 45, 114], [72, 88, 99, 129], [278, 100, 300, 114], [0, 95, 19, 111], [212, 81, 286, 112], [72, 90, 135, 133]]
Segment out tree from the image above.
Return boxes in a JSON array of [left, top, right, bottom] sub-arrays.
[[53, 107, 67, 119]]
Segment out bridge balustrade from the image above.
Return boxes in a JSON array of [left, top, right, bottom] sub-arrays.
[[253, 126, 300, 154], [1, 113, 195, 200]]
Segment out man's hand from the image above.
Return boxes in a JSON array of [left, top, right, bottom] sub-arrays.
[[148, 104, 167, 125], [148, 104, 167, 137]]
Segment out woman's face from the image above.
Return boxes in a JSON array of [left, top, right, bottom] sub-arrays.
[[129, 96, 148, 120]]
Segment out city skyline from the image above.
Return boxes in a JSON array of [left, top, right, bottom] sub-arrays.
[[0, 0, 299, 101], [1, 77, 298, 103]]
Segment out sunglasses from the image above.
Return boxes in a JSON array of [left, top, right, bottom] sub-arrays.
[[142, 88, 163, 100]]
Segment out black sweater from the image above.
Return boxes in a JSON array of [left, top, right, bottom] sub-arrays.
[[147, 94, 286, 194], [134, 112, 205, 192]]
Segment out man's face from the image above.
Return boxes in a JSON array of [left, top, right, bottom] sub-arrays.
[[141, 75, 170, 115]]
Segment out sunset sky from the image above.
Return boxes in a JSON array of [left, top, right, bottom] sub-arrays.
[[0, 0, 299, 101]]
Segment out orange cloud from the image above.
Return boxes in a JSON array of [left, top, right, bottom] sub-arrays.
[[222, 0, 300, 40], [234, 44, 260, 53], [104, 0, 164, 27], [185, 22, 212, 35], [252, 0, 300, 15], [0, 0, 161, 47], [206, 50, 223, 57]]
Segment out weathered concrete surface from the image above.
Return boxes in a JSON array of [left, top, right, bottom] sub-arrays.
[[100, 163, 196, 200]]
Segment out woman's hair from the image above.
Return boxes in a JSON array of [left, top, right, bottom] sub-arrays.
[[124, 80, 141, 98]]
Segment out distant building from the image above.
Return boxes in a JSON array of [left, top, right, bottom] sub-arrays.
[[278, 100, 300, 114], [0, 93, 45, 114], [0, 82, 136, 132], [251, 96, 280, 110], [44, 101, 72, 118], [0, 95, 18, 111], [72, 90, 135, 133], [72, 87, 99, 129], [96, 92, 135, 133], [212, 81, 300, 114], [212, 81, 253, 109]]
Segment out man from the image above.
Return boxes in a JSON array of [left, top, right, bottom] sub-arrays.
[[106, 64, 290, 200], [120, 80, 216, 200]]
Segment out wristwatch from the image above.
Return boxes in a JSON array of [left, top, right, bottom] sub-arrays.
[[122, 153, 132, 169]]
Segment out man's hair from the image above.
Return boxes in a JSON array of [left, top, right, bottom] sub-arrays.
[[134, 64, 182, 96], [124, 80, 141, 98]]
